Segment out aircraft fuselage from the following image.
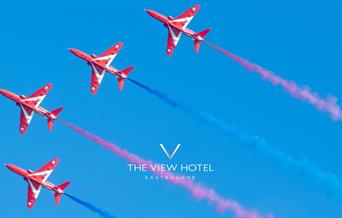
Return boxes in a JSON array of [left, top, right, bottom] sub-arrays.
[[0, 89, 54, 120], [68, 48, 126, 79], [146, 9, 203, 41], [5, 164, 62, 194]]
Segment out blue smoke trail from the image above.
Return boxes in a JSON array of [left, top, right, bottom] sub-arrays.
[[65, 193, 116, 218], [128, 78, 342, 198]]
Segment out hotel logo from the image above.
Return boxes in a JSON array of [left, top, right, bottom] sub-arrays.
[[159, 144, 181, 160]]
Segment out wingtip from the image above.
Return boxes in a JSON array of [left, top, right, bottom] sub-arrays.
[[27, 203, 34, 209], [53, 158, 60, 163], [91, 87, 98, 95], [20, 129, 26, 135], [116, 42, 124, 48], [44, 83, 53, 89]]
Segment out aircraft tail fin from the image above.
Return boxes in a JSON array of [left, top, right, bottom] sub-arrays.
[[47, 107, 64, 131], [54, 181, 71, 205], [118, 66, 134, 91], [194, 29, 211, 53], [121, 66, 134, 76]]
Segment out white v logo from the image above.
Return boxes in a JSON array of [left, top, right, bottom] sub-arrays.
[[160, 144, 181, 160]]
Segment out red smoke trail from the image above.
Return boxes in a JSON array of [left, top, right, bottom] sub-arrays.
[[59, 119, 272, 218], [205, 41, 342, 121]]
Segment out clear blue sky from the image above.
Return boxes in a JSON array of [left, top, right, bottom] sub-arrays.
[[0, 1, 341, 217]]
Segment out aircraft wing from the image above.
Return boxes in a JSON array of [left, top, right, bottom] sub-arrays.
[[26, 159, 59, 208], [19, 105, 35, 134], [166, 26, 182, 56], [90, 63, 106, 94], [27, 179, 42, 209], [22, 84, 52, 107], [171, 4, 201, 28], [94, 42, 123, 66], [31, 158, 59, 182]]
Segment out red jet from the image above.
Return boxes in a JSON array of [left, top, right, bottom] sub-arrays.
[[0, 84, 63, 134], [69, 42, 134, 94], [5, 158, 70, 209], [146, 4, 210, 56]]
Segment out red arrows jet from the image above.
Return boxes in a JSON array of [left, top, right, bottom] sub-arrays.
[[5, 158, 70, 209], [69, 42, 134, 94], [146, 4, 210, 56], [0, 84, 63, 134]]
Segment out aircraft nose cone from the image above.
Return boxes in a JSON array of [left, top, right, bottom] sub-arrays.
[[145, 9, 165, 22], [5, 164, 13, 170], [68, 48, 78, 55], [0, 89, 6, 95], [145, 9, 154, 17]]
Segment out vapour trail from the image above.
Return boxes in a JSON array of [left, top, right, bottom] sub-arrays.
[[127, 78, 342, 199], [205, 41, 342, 121], [65, 193, 116, 218], [59, 119, 272, 218]]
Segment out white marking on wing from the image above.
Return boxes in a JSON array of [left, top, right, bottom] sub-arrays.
[[29, 169, 53, 183], [28, 179, 42, 199], [20, 105, 34, 125], [94, 54, 117, 66], [168, 26, 182, 46], [169, 16, 194, 29], [21, 95, 46, 108], [91, 63, 105, 84]]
